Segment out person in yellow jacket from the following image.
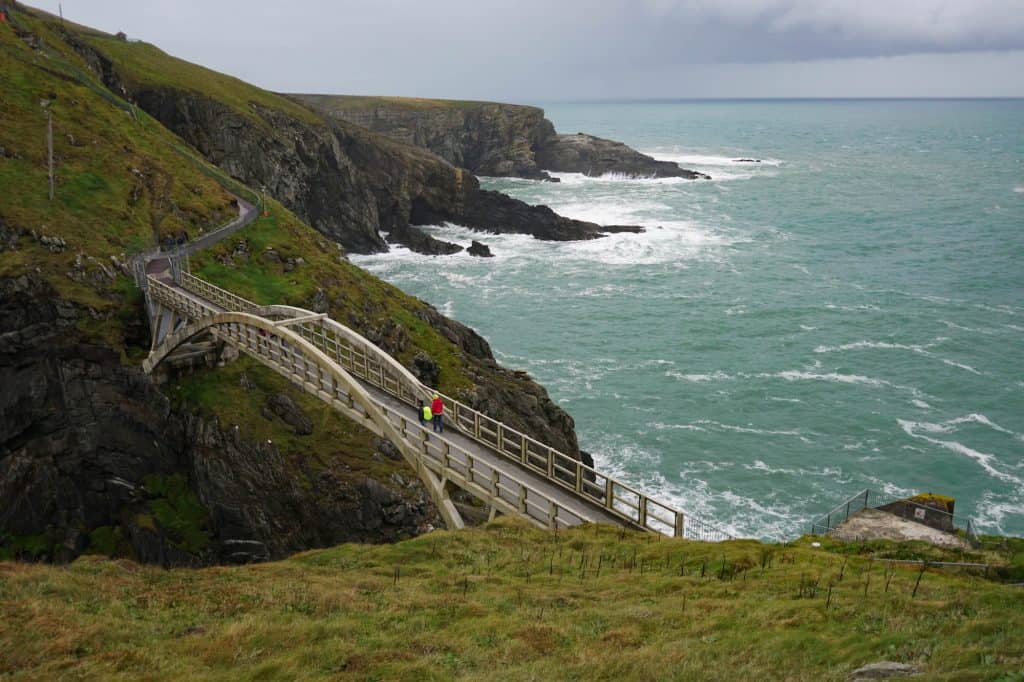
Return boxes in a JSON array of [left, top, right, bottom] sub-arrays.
[[418, 400, 432, 426]]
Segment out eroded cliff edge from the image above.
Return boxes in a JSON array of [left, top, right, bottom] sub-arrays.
[[65, 36, 644, 256], [1, 9, 593, 566], [290, 94, 710, 181]]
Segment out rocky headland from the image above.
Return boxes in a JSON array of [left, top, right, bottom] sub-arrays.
[[61, 37, 648, 258], [290, 94, 710, 181], [0, 7, 591, 566]]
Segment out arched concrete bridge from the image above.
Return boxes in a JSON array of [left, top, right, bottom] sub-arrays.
[[138, 203, 730, 540]]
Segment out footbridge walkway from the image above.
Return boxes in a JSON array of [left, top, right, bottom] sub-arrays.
[[138, 204, 730, 540]]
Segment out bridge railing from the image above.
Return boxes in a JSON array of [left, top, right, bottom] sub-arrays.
[[145, 295, 599, 533], [180, 272, 258, 314], [171, 273, 732, 541]]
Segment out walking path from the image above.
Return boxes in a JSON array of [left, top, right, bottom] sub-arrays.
[[138, 197, 730, 539]]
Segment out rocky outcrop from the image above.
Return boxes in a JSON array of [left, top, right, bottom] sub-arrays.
[[413, 188, 643, 241], [67, 38, 646, 256], [467, 240, 493, 257], [387, 224, 463, 256], [0, 275, 438, 566], [291, 95, 555, 180], [291, 94, 709, 181], [536, 133, 711, 179]]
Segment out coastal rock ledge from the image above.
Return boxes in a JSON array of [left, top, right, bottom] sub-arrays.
[[537, 133, 710, 180], [289, 95, 710, 181]]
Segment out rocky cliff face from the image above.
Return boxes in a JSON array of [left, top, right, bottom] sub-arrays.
[[68, 37, 642, 257], [537, 133, 711, 179], [293, 95, 555, 180], [0, 275, 438, 565], [291, 95, 709, 181]]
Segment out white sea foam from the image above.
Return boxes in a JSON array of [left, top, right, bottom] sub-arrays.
[[664, 367, 928, 399], [939, 319, 995, 335], [693, 419, 805, 438], [912, 399, 931, 409], [546, 171, 696, 186], [1014, 186, 1024, 193], [813, 339, 986, 375], [899, 413, 1023, 440], [773, 370, 891, 389], [665, 370, 732, 382], [898, 419, 1023, 485], [941, 358, 983, 375], [814, 340, 928, 354], [644, 152, 783, 167]]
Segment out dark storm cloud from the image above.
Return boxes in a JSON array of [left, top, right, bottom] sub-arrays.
[[33, 1, 1024, 98]]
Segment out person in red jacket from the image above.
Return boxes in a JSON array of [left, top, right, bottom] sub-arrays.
[[431, 393, 444, 433]]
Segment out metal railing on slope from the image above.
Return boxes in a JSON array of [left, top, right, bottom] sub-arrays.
[[810, 489, 870, 535], [811, 489, 980, 548], [173, 273, 732, 541]]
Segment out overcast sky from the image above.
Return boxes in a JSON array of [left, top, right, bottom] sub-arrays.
[[34, 0, 1024, 101]]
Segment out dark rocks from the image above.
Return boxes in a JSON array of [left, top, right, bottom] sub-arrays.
[[374, 437, 402, 462], [292, 95, 710, 182], [388, 224, 463, 256], [411, 351, 440, 387], [308, 287, 330, 314], [0, 275, 441, 566], [536, 133, 710, 179], [291, 95, 556, 180], [265, 393, 313, 435], [453, 189, 643, 241], [467, 240, 493, 257], [733, 158, 762, 163]]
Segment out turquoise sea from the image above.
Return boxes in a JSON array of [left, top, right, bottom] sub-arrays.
[[353, 100, 1024, 539]]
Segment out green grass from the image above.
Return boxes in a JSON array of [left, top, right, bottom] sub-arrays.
[[188, 202, 474, 396], [81, 34, 322, 127], [0, 11, 235, 349], [169, 357, 400, 486], [1, 518, 1022, 680], [143, 475, 212, 555], [291, 93, 515, 112]]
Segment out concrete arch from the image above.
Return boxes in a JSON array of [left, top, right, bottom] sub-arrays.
[[143, 311, 465, 530]]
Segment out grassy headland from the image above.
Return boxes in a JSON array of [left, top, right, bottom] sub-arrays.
[[1, 518, 1023, 680]]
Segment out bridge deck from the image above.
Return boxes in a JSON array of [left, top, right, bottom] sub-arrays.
[[363, 381, 625, 527], [158, 277, 623, 528]]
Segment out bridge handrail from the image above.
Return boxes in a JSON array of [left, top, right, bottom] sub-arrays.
[[170, 273, 732, 541], [143, 284, 603, 533]]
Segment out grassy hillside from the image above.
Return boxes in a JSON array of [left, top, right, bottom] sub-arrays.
[[185, 201, 475, 395], [1, 518, 1022, 680], [0, 7, 503, 562], [0, 9, 235, 347], [80, 33, 322, 127], [290, 93, 512, 112]]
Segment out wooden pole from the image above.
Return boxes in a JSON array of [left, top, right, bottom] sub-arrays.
[[47, 109, 54, 201]]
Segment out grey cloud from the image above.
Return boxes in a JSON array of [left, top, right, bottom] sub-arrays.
[[31, 1, 1024, 99]]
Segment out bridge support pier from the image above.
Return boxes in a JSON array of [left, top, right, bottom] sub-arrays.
[[422, 469, 466, 531]]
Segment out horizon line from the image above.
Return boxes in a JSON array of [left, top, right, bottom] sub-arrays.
[[531, 96, 1024, 104]]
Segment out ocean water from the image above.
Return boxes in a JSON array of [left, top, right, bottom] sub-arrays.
[[353, 100, 1024, 539]]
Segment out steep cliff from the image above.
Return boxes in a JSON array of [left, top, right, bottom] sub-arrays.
[[295, 95, 555, 180], [1, 7, 588, 566], [0, 275, 437, 565], [291, 94, 709, 180], [67, 35, 640, 256]]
